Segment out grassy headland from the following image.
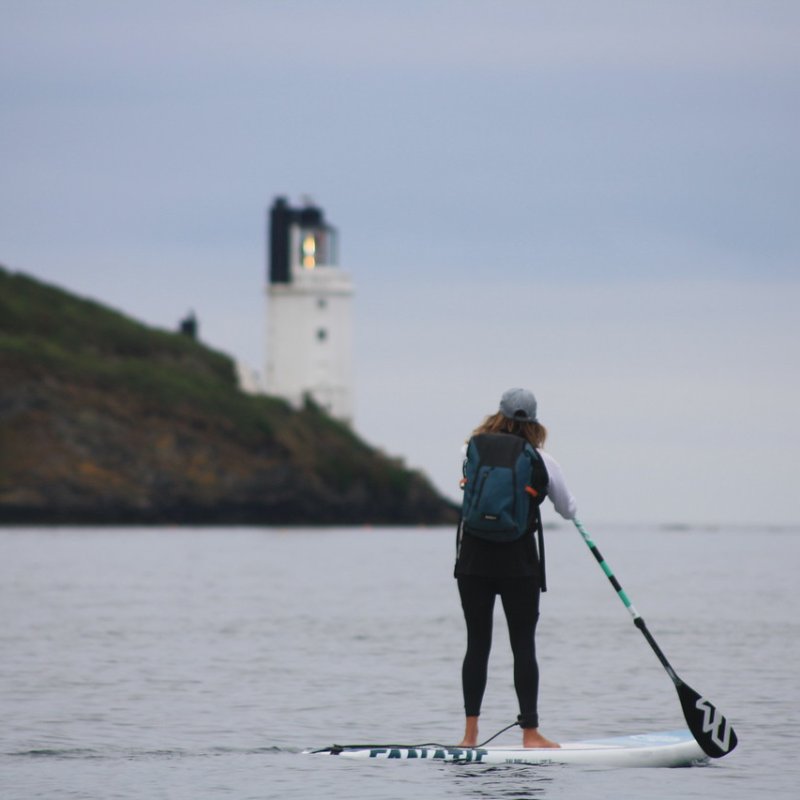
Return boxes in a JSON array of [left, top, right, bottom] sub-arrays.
[[0, 266, 458, 525]]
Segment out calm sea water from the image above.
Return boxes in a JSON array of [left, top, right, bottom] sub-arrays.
[[1, 523, 798, 799]]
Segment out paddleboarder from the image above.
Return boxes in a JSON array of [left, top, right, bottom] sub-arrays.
[[456, 388, 577, 749]]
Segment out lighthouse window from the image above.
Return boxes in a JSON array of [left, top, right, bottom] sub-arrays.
[[302, 234, 317, 269], [299, 227, 337, 268], [316, 328, 328, 342], [317, 298, 327, 309]]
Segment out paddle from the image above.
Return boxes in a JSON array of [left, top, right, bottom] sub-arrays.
[[572, 518, 737, 758]]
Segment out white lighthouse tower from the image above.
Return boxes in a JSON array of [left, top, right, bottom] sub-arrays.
[[265, 197, 354, 424]]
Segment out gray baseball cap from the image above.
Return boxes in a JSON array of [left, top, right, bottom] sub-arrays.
[[499, 388, 538, 423]]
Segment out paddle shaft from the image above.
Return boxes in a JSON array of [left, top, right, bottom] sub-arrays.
[[572, 518, 681, 685]]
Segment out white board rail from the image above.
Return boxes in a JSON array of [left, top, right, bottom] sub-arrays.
[[306, 730, 707, 768]]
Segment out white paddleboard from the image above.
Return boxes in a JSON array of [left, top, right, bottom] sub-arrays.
[[307, 729, 706, 768]]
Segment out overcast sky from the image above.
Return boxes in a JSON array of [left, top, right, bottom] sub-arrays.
[[2, 1, 798, 525]]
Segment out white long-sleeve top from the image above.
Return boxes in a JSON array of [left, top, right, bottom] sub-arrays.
[[537, 449, 577, 520]]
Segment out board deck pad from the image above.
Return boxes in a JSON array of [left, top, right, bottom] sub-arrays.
[[307, 730, 707, 768]]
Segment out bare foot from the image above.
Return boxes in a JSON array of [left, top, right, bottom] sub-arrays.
[[522, 728, 561, 748], [459, 716, 479, 748]]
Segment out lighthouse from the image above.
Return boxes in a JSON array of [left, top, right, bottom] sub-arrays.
[[265, 197, 354, 424]]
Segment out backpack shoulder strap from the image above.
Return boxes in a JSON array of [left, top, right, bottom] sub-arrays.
[[522, 443, 549, 591]]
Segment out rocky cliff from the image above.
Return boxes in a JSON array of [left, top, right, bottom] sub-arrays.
[[0, 266, 458, 525]]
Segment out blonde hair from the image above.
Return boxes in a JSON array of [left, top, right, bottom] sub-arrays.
[[473, 411, 548, 449]]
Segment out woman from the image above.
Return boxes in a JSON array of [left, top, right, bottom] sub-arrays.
[[455, 387, 576, 749]]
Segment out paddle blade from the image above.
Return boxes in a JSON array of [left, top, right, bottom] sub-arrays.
[[677, 682, 738, 758]]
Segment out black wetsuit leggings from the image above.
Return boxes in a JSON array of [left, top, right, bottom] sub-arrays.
[[457, 574, 542, 729]]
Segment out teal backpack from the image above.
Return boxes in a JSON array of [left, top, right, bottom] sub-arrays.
[[460, 432, 547, 541]]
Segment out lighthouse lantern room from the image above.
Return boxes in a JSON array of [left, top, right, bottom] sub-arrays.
[[265, 197, 354, 424]]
